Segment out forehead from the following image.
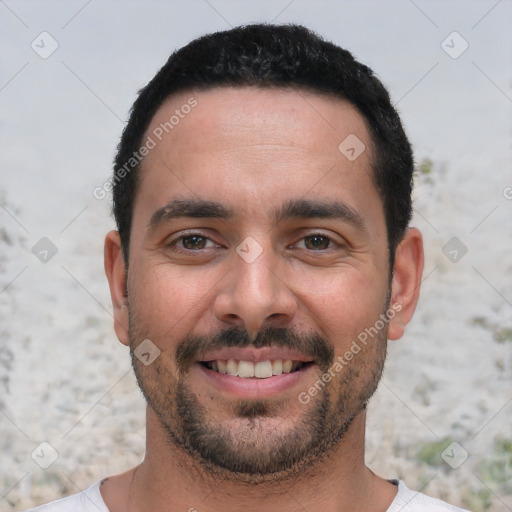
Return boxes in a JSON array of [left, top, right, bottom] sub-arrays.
[[143, 87, 372, 166], [133, 86, 382, 233]]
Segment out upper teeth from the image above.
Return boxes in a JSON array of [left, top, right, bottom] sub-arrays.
[[205, 359, 304, 378]]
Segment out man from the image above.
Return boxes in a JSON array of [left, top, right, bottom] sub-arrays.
[[27, 24, 470, 511]]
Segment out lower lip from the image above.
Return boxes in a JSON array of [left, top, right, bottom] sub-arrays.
[[195, 363, 315, 399]]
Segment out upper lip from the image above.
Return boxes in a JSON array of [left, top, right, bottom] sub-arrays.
[[197, 347, 314, 363]]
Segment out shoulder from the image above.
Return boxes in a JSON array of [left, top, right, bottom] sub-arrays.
[[387, 480, 472, 512], [23, 480, 109, 512]]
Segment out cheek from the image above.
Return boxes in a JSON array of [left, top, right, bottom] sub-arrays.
[[296, 267, 388, 342], [129, 261, 216, 336]]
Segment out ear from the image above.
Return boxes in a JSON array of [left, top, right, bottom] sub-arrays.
[[104, 230, 130, 346], [387, 227, 424, 341]]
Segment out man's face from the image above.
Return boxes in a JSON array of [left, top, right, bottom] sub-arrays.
[[122, 87, 394, 481]]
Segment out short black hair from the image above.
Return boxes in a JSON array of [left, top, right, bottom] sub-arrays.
[[113, 23, 414, 266]]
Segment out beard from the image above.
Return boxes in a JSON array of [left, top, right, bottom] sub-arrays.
[[128, 303, 389, 484]]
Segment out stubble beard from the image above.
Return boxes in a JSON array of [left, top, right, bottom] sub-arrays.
[[128, 307, 388, 484]]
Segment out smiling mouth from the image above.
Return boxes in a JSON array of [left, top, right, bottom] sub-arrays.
[[198, 359, 314, 379]]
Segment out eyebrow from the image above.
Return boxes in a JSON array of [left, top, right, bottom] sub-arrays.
[[147, 197, 367, 233], [271, 198, 367, 232], [148, 199, 233, 231]]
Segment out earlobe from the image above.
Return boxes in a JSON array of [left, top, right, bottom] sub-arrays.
[[387, 227, 424, 341], [104, 230, 130, 346]]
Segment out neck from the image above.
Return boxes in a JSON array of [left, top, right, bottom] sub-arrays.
[[123, 408, 396, 512]]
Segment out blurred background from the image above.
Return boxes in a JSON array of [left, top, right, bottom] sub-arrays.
[[1, 1, 511, 510]]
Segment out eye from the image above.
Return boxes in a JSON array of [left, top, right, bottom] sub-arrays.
[[296, 234, 334, 251], [169, 233, 218, 251]]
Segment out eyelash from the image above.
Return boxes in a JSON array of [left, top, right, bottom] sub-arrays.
[[166, 231, 340, 253]]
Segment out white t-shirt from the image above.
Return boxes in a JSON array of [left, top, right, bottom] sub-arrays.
[[24, 479, 471, 511]]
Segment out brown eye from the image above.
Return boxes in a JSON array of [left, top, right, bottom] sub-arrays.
[[181, 235, 208, 250], [303, 235, 331, 250]]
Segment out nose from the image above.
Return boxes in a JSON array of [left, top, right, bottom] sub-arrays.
[[212, 243, 298, 338]]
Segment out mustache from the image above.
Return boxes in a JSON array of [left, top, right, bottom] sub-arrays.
[[175, 325, 334, 372]]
